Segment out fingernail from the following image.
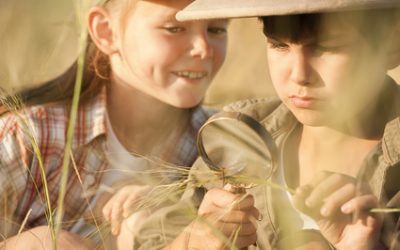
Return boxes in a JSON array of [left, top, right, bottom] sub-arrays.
[[257, 214, 263, 221], [320, 207, 329, 217], [295, 188, 303, 195], [301, 185, 312, 193], [111, 226, 118, 235], [341, 204, 350, 213]]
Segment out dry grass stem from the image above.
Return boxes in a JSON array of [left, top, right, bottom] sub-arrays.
[[0, 91, 56, 244], [18, 208, 32, 235], [54, 2, 90, 245]]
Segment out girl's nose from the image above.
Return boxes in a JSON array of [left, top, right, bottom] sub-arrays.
[[190, 33, 213, 59]]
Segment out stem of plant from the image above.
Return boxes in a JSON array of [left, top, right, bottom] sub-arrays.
[[54, 2, 88, 248]]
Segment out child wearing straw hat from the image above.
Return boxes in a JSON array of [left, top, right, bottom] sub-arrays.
[[133, 0, 400, 249]]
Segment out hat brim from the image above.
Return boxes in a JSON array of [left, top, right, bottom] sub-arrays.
[[177, 0, 400, 21]]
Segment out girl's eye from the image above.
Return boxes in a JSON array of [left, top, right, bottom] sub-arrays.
[[208, 27, 227, 35], [164, 26, 185, 33]]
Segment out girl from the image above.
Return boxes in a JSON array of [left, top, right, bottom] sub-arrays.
[[133, 0, 400, 249], [0, 0, 228, 249]]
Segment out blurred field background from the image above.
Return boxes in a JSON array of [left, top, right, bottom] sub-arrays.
[[0, 1, 399, 107], [0, 0, 79, 93]]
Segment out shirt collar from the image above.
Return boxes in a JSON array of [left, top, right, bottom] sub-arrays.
[[381, 77, 400, 165], [77, 88, 107, 147], [78, 90, 212, 160]]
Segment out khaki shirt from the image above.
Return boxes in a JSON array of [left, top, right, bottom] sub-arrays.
[[134, 77, 400, 250]]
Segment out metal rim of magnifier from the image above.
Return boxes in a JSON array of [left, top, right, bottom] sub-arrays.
[[197, 111, 279, 181]]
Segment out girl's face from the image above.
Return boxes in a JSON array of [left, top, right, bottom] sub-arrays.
[[110, 0, 228, 108], [266, 13, 389, 127]]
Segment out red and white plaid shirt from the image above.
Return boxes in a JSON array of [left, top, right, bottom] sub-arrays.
[[0, 90, 212, 238]]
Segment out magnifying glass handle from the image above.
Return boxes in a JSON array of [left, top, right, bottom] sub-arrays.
[[223, 183, 246, 194]]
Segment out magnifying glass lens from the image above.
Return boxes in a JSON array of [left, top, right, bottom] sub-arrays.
[[198, 113, 276, 188]]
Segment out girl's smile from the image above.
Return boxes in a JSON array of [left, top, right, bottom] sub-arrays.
[[107, 0, 228, 108]]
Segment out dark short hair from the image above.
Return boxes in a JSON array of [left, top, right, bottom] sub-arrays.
[[260, 8, 399, 46]]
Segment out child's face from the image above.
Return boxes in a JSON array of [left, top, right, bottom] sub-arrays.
[[110, 0, 228, 108], [266, 13, 389, 127]]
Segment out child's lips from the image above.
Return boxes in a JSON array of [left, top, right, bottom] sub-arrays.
[[289, 95, 319, 108], [172, 70, 208, 80]]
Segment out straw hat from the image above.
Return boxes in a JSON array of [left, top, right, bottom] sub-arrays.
[[177, 0, 400, 21]]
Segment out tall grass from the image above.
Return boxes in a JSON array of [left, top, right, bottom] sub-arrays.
[[53, 1, 89, 242], [0, 94, 56, 246], [1, 1, 90, 248]]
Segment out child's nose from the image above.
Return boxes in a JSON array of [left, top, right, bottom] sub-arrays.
[[290, 52, 312, 85], [190, 33, 213, 59]]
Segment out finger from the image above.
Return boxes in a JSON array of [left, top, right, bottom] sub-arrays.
[[209, 220, 257, 237], [320, 182, 356, 217], [303, 171, 338, 207], [122, 195, 141, 218], [293, 185, 313, 213], [306, 173, 354, 207], [200, 189, 253, 215], [102, 190, 130, 221], [110, 202, 125, 235], [205, 188, 240, 206], [213, 207, 260, 224], [121, 185, 151, 217], [230, 194, 255, 211], [102, 197, 116, 222], [296, 185, 313, 196], [341, 194, 379, 214], [341, 195, 383, 228], [234, 234, 258, 248], [249, 207, 261, 223]]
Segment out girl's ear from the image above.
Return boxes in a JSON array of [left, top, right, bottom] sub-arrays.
[[385, 22, 400, 70], [87, 7, 118, 55]]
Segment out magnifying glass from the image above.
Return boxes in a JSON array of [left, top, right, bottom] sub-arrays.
[[197, 111, 280, 192], [197, 112, 400, 215]]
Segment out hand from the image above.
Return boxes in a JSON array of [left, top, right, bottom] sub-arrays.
[[0, 226, 98, 250], [102, 185, 151, 235], [114, 210, 150, 250], [293, 171, 383, 250], [186, 185, 259, 249]]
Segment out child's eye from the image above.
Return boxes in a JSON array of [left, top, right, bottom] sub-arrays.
[[312, 38, 349, 54], [208, 27, 227, 35], [268, 41, 289, 51], [163, 26, 185, 33], [313, 44, 343, 54]]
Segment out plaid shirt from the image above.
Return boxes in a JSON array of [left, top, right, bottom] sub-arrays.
[[0, 90, 212, 238]]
